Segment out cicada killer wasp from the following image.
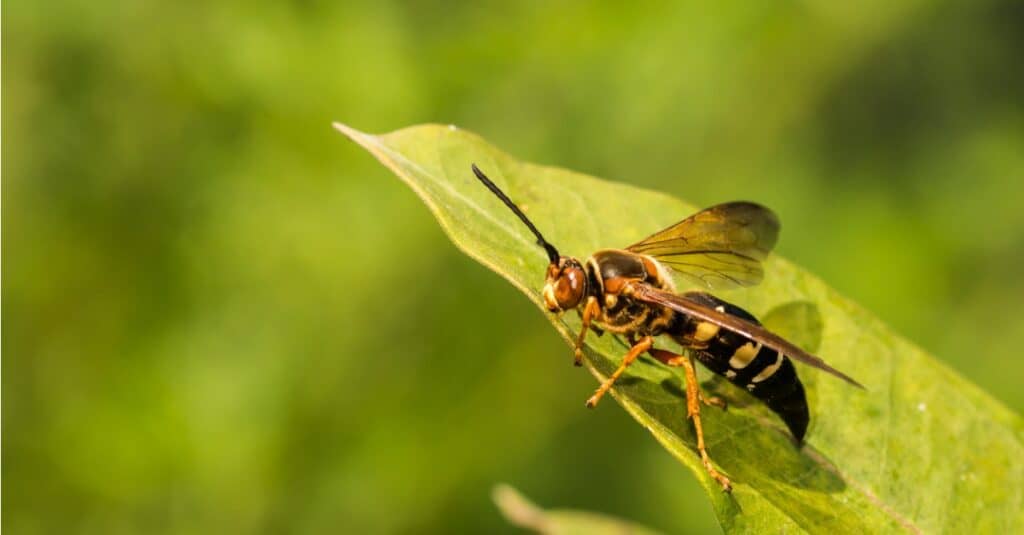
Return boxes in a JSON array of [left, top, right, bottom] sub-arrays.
[[471, 164, 862, 492]]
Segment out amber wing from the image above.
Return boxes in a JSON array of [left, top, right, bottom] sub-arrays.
[[629, 283, 864, 388], [627, 201, 780, 290]]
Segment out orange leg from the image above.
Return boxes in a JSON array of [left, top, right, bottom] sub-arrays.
[[573, 296, 600, 366], [702, 393, 728, 410], [585, 336, 653, 408], [649, 348, 732, 492]]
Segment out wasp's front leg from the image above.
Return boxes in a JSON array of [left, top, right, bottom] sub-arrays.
[[649, 348, 732, 492], [573, 296, 600, 366], [586, 336, 653, 408]]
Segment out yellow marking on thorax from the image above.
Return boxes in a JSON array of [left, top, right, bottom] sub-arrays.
[[729, 342, 761, 369], [647, 256, 676, 293]]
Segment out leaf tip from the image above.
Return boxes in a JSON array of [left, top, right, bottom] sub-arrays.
[[333, 122, 379, 154], [492, 484, 546, 530], [331, 121, 356, 136]]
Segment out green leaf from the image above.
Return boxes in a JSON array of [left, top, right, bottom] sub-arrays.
[[335, 122, 1024, 533], [493, 484, 664, 535]]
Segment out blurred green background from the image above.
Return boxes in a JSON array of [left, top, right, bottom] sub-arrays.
[[5, 1, 1023, 533]]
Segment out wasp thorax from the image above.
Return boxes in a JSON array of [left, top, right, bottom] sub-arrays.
[[543, 257, 587, 312]]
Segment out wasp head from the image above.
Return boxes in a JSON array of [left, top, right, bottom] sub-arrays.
[[543, 257, 587, 313], [471, 164, 588, 313]]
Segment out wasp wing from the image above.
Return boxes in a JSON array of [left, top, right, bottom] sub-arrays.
[[629, 283, 864, 388], [627, 202, 780, 290]]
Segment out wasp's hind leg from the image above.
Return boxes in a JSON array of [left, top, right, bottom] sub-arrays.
[[585, 336, 653, 408], [573, 296, 600, 366], [649, 348, 732, 492]]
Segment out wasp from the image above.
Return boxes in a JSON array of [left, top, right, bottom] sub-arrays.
[[471, 164, 862, 492]]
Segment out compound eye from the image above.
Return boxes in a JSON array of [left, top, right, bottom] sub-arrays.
[[555, 266, 585, 309]]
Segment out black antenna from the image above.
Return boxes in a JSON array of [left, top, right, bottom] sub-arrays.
[[472, 164, 560, 265]]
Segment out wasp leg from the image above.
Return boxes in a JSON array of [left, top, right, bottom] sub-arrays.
[[649, 348, 732, 492], [573, 296, 600, 366], [701, 393, 727, 410], [585, 336, 653, 408]]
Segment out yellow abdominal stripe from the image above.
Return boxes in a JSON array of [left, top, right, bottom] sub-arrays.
[[728, 342, 760, 369], [692, 321, 720, 343], [752, 353, 784, 383]]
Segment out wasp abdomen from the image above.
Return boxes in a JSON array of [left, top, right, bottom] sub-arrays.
[[671, 292, 810, 442]]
